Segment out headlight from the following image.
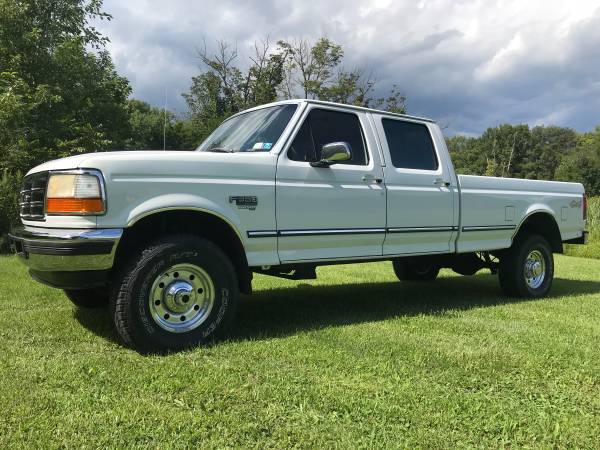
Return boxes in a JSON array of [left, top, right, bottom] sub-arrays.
[[45, 170, 106, 215]]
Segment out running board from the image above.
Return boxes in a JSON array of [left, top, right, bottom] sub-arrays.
[[254, 266, 317, 280]]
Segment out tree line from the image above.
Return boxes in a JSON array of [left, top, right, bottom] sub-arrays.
[[1, 0, 599, 249], [447, 125, 600, 196]]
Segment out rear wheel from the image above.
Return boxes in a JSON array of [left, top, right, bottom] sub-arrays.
[[392, 260, 440, 282], [64, 288, 108, 308], [110, 235, 239, 353], [498, 234, 554, 298]]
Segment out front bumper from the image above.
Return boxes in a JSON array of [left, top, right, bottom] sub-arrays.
[[9, 226, 123, 289]]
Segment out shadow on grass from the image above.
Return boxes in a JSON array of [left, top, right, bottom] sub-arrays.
[[73, 274, 600, 346], [74, 307, 121, 345]]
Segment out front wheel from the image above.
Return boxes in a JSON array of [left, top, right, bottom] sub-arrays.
[[392, 259, 440, 282], [498, 234, 554, 298], [110, 235, 239, 353]]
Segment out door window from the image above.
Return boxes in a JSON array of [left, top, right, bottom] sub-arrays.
[[288, 109, 368, 165], [382, 119, 438, 170]]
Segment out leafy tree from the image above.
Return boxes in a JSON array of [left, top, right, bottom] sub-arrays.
[[448, 123, 597, 195], [183, 36, 408, 147], [0, 169, 20, 251], [125, 99, 194, 150], [555, 127, 600, 196], [278, 37, 343, 100], [522, 126, 577, 180], [0, 0, 131, 172], [182, 38, 291, 146], [278, 37, 406, 112]]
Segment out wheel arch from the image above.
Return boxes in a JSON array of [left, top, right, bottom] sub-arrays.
[[512, 210, 563, 253], [114, 208, 252, 294]]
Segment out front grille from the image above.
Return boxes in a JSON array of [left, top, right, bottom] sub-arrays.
[[20, 171, 49, 221]]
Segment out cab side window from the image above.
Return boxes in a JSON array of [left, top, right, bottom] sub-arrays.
[[382, 119, 439, 170], [288, 109, 368, 165]]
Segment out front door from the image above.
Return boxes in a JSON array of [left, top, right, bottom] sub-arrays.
[[275, 106, 386, 262]]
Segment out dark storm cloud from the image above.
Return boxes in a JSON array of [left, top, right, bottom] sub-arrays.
[[95, 0, 600, 135]]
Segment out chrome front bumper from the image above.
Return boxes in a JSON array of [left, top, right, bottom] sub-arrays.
[[9, 226, 123, 272]]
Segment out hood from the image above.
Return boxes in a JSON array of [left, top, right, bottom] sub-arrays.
[[26, 149, 277, 181], [27, 150, 196, 175]]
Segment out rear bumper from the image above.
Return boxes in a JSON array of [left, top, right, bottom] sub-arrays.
[[564, 230, 589, 245], [9, 226, 122, 289]]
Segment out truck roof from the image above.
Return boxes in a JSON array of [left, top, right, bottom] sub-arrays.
[[239, 99, 436, 124]]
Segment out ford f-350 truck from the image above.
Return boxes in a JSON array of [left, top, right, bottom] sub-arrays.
[[10, 100, 588, 352]]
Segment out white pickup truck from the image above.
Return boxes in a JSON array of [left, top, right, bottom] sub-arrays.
[[10, 99, 588, 352]]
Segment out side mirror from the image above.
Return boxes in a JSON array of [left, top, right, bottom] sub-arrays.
[[310, 142, 352, 167]]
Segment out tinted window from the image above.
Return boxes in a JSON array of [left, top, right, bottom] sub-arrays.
[[288, 120, 315, 162], [382, 119, 438, 170], [288, 109, 367, 165]]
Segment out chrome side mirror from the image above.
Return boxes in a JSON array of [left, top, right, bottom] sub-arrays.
[[310, 142, 352, 167]]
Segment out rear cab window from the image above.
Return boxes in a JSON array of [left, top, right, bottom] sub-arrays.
[[381, 118, 438, 170]]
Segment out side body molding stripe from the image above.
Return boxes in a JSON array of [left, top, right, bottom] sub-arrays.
[[461, 225, 516, 232], [247, 226, 460, 238]]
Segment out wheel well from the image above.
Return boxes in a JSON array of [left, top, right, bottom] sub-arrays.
[[114, 210, 252, 294], [514, 212, 563, 253]]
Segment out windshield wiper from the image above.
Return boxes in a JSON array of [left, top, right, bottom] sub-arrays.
[[207, 147, 235, 153]]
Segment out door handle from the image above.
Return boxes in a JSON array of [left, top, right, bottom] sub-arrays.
[[434, 178, 451, 187], [362, 174, 383, 183]]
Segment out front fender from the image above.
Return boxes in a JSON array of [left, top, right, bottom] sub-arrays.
[[125, 194, 244, 240]]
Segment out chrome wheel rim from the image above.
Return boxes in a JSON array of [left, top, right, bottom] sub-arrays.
[[524, 250, 546, 289], [148, 263, 215, 333]]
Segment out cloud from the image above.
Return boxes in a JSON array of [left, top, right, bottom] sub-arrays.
[[95, 0, 600, 135]]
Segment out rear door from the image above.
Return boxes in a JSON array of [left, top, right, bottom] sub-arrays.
[[275, 105, 386, 262], [373, 116, 457, 255]]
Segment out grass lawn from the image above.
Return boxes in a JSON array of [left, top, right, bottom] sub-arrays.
[[1, 254, 599, 448]]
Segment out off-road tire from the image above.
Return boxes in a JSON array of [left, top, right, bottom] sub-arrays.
[[498, 234, 554, 298], [110, 234, 239, 353]]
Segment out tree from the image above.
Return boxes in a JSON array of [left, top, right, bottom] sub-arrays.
[[182, 36, 408, 147], [125, 99, 195, 150], [278, 37, 343, 100], [0, 0, 131, 172], [278, 37, 407, 112], [555, 126, 600, 196], [182, 38, 292, 146]]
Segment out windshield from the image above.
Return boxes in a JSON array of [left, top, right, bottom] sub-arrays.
[[196, 104, 298, 153]]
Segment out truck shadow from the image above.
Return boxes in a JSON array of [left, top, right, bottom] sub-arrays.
[[73, 275, 600, 348]]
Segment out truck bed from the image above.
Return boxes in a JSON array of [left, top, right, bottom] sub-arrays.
[[456, 175, 585, 253]]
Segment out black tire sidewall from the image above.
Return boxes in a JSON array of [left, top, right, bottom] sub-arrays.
[[515, 235, 554, 297], [119, 237, 238, 351]]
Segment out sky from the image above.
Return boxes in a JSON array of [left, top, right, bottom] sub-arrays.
[[95, 0, 600, 136]]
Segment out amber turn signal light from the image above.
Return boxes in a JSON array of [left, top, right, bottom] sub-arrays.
[[46, 198, 105, 214]]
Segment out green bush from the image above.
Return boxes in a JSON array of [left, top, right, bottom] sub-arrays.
[[0, 170, 21, 252]]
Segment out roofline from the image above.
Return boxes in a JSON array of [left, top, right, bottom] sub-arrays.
[[229, 99, 436, 124], [302, 99, 436, 123]]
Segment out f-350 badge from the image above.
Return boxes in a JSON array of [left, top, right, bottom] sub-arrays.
[[229, 196, 258, 211]]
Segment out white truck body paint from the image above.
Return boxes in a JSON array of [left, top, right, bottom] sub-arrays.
[[21, 99, 586, 267]]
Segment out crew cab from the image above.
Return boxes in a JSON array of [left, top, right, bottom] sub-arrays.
[[10, 99, 588, 352]]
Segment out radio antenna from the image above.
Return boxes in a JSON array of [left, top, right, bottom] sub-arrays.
[[163, 86, 167, 150]]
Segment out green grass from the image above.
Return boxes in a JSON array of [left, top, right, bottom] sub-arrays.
[[1, 255, 599, 449], [565, 196, 600, 259]]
